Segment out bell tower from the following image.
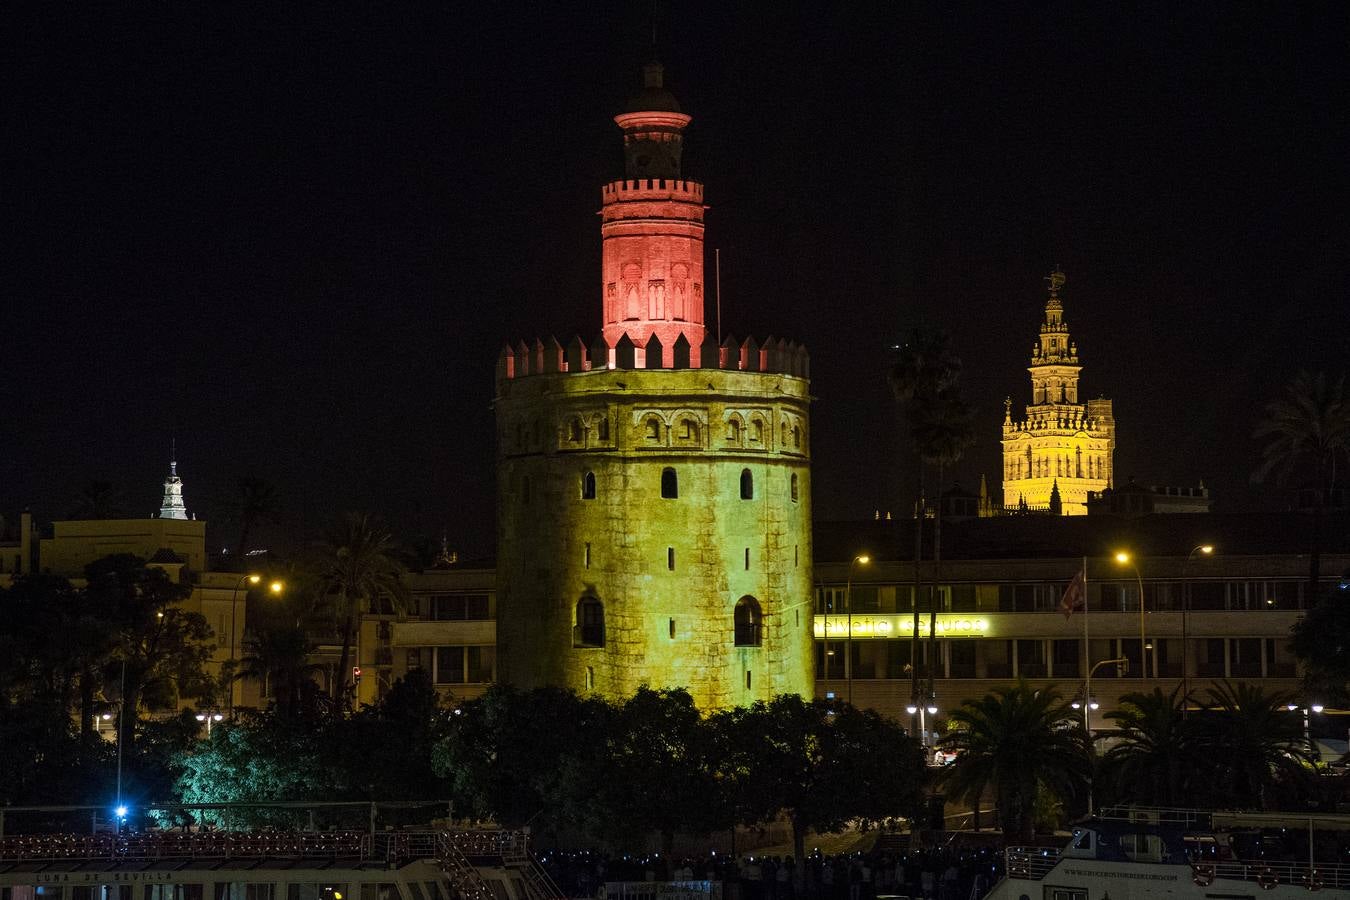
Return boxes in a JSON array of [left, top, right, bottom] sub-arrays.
[[1001, 270, 1115, 514], [600, 62, 706, 363]]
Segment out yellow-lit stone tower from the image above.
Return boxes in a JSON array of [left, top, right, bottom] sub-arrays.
[[1001, 270, 1115, 514], [493, 63, 814, 710]]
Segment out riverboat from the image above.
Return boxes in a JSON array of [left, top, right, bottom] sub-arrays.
[[0, 818, 561, 900], [983, 807, 1350, 899]]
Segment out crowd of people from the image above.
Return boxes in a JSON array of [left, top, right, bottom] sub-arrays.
[[535, 844, 1004, 900]]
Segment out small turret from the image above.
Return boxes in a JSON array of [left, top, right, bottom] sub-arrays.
[[159, 445, 189, 520]]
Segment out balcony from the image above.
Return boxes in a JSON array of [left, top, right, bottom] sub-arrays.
[[391, 620, 495, 647]]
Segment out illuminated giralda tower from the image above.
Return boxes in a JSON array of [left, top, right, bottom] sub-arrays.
[[493, 63, 815, 709], [1001, 270, 1115, 514]]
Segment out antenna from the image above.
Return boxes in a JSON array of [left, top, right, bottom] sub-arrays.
[[651, 0, 658, 51], [715, 248, 723, 344]]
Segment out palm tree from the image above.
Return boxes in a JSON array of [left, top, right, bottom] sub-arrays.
[[1195, 681, 1310, 809], [889, 327, 965, 710], [910, 389, 975, 701], [68, 481, 125, 520], [939, 682, 1087, 842], [237, 625, 328, 721], [1101, 686, 1199, 807], [234, 477, 279, 561], [1253, 371, 1350, 597], [311, 513, 408, 713]]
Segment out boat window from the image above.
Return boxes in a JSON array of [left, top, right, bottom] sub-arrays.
[[145, 888, 203, 900], [286, 887, 347, 900], [217, 885, 276, 900], [1070, 829, 1093, 851], [1048, 891, 1087, 900], [358, 886, 398, 900], [1119, 832, 1166, 863]]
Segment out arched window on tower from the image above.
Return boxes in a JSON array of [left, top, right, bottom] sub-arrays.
[[790, 473, 799, 502], [734, 596, 762, 647], [726, 418, 741, 443], [680, 418, 700, 442], [740, 468, 754, 500], [575, 596, 605, 648], [568, 418, 584, 443], [646, 418, 662, 442], [793, 425, 801, 448], [598, 417, 610, 442], [751, 419, 765, 443], [661, 467, 678, 499], [581, 471, 596, 500]]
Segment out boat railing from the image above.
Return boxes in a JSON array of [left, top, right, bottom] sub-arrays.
[[1204, 860, 1350, 892], [0, 828, 529, 865], [1002, 848, 1060, 881], [1095, 805, 1209, 827]]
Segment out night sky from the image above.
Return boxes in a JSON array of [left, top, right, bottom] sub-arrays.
[[5, 3, 1347, 559]]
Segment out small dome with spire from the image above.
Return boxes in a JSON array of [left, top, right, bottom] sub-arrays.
[[625, 60, 682, 113]]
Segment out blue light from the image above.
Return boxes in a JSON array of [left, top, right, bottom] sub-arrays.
[[115, 805, 128, 819]]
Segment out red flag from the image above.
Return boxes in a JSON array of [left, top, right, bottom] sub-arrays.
[[1059, 568, 1086, 619]]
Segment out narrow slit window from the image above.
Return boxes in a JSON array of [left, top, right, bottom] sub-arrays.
[[581, 471, 596, 500], [661, 467, 678, 498], [585, 542, 591, 569], [669, 618, 676, 639], [668, 547, 675, 570], [791, 473, 799, 502], [740, 468, 754, 500], [744, 547, 750, 570]]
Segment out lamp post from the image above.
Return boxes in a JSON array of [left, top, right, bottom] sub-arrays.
[[1114, 552, 1148, 679], [195, 710, 225, 737], [845, 554, 871, 706], [228, 575, 284, 713], [1180, 544, 1215, 716], [1080, 655, 1128, 817], [906, 696, 939, 751], [1287, 703, 1324, 759]]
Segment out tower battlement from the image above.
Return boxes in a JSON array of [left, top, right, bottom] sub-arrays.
[[602, 179, 704, 204], [496, 334, 808, 383]]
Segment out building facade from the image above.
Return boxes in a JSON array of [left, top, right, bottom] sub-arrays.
[[492, 63, 815, 710], [1002, 270, 1115, 514], [813, 513, 1348, 730]]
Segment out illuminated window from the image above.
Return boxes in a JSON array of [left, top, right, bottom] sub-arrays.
[[740, 468, 754, 500], [581, 471, 596, 500], [735, 596, 762, 647], [790, 473, 799, 502], [575, 597, 605, 648], [661, 467, 678, 498]]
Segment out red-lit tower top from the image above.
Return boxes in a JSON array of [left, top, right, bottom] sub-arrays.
[[601, 62, 706, 363]]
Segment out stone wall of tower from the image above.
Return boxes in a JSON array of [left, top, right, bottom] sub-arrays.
[[495, 359, 814, 710]]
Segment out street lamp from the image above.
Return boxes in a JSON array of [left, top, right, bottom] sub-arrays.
[[1286, 703, 1324, 758], [845, 554, 871, 706], [1114, 552, 1148, 679], [906, 695, 939, 750], [228, 574, 284, 713], [1181, 544, 1215, 715], [1081, 655, 1127, 817], [195, 710, 225, 736]]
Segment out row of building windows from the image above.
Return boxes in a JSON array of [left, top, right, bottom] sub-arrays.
[[406, 645, 495, 685], [533, 413, 805, 452], [573, 596, 764, 648], [815, 579, 1320, 614], [814, 636, 1298, 681]]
